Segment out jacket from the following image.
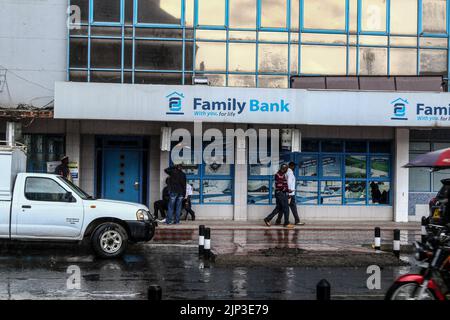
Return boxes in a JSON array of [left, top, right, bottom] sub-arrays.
[[164, 166, 187, 196]]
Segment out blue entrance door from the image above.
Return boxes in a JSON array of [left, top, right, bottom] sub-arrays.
[[102, 149, 141, 203]]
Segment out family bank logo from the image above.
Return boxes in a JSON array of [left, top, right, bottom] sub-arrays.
[[166, 92, 185, 115], [390, 98, 409, 121]]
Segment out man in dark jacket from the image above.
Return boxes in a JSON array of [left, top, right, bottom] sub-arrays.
[[263, 164, 294, 228], [164, 164, 187, 224], [54, 155, 72, 181]]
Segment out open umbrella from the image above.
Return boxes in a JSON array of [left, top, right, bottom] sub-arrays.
[[404, 148, 450, 171]]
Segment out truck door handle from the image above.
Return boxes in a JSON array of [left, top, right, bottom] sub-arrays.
[[22, 205, 31, 209]]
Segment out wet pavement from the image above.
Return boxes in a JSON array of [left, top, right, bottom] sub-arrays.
[[0, 244, 419, 300], [0, 223, 424, 300]]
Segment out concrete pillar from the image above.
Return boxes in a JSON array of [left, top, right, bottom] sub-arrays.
[[394, 128, 409, 222], [65, 120, 81, 186], [233, 126, 248, 221], [149, 136, 161, 206], [160, 150, 170, 194], [6, 122, 18, 146]]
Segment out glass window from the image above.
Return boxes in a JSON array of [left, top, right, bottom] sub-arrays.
[[322, 155, 342, 177], [345, 181, 366, 204], [23, 135, 65, 173], [228, 43, 256, 72], [258, 76, 288, 88], [370, 156, 390, 178], [433, 169, 450, 192], [69, 38, 88, 68], [229, 0, 256, 28], [345, 155, 367, 179], [195, 42, 226, 72], [197, 0, 225, 26], [261, 0, 287, 28], [291, 0, 300, 30], [359, 47, 387, 75], [258, 44, 288, 73], [390, 0, 417, 35], [303, 0, 346, 30], [320, 181, 342, 204], [390, 48, 417, 75], [370, 141, 391, 153], [346, 141, 367, 153], [228, 75, 256, 87], [301, 45, 347, 75], [369, 181, 390, 204], [410, 142, 431, 152], [135, 40, 183, 70], [322, 141, 343, 152], [25, 178, 69, 202], [71, 0, 89, 23], [422, 0, 447, 33], [248, 180, 270, 204], [297, 180, 318, 204], [202, 180, 233, 203], [187, 179, 200, 203], [204, 162, 231, 176], [298, 155, 318, 177], [409, 167, 431, 191], [420, 49, 447, 75], [90, 39, 122, 69], [93, 0, 121, 22], [137, 0, 182, 24], [361, 0, 386, 32], [302, 140, 319, 152]]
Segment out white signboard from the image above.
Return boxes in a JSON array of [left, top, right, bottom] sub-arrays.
[[54, 82, 450, 127]]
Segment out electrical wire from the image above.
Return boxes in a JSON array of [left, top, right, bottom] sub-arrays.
[[0, 65, 53, 92]]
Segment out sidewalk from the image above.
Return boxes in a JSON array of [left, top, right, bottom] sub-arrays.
[[156, 220, 421, 231], [153, 220, 422, 256]]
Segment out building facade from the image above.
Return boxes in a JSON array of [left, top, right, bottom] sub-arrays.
[[1, 0, 450, 222]]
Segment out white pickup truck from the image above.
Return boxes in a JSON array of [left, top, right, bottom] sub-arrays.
[[0, 144, 157, 258]]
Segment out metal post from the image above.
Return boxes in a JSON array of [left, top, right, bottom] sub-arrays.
[[147, 285, 162, 300], [204, 227, 211, 259], [393, 229, 400, 258], [316, 279, 331, 300], [374, 227, 381, 250], [6, 122, 16, 147], [421, 216, 428, 244], [199, 225, 205, 256]]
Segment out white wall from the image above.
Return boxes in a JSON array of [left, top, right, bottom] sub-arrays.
[[0, 0, 67, 108]]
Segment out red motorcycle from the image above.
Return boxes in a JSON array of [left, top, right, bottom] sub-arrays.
[[385, 225, 450, 300]]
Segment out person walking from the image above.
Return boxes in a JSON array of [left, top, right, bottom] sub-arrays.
[[275, 162, 305, 226], [263, 164, 294, 228], [183, 183, 196, 221], [164, 164, 186, 225], [54, 155, 72, 182]]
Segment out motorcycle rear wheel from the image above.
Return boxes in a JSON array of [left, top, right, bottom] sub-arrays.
[[385, 282, 437, 300]]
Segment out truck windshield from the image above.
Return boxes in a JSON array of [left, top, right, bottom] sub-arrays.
[[57, 176, 94, 200]]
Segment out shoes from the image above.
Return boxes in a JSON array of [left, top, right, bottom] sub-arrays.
[[295, 221, 305, 226], [284, 224, 295, 229], [263, 218, 271, 227], [159, 219, 166, 223]]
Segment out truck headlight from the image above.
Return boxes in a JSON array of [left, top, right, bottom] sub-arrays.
[[136, 209, 150, 222]]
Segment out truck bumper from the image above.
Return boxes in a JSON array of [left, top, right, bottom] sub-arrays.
[[125, 220, 157, 242]]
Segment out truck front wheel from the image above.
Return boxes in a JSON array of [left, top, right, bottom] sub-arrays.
[[91, 222, 128, 259]]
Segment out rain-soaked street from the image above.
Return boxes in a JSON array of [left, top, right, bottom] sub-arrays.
[[0, 223, 422, 300]]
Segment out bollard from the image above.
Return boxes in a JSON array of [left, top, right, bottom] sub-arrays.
[[421, 216, 427, 244], [148, 285, 162, 300], [199, 225, 205, 256], [393, 229, 400, 258], [204, 227, 211, 260], [374, 227, 381, 250], [316, 279, 331, 300]]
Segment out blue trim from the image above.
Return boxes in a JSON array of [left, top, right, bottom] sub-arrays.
[[70, 0, 450, 85]]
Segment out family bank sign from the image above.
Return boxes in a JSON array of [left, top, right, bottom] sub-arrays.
[[55, 82, 450, 127]]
